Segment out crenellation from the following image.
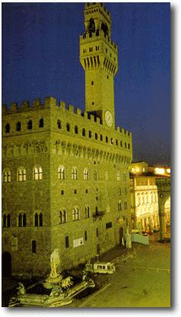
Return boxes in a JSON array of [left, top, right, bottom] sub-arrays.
[[33, 98, 41, 109], [21, 100, 30, 110], [68, 104, 74, 112], [76, 108, 82, 115], [10, 102, 18, 112], [44, 96, 57, 108], [59, 101, 66, 110]]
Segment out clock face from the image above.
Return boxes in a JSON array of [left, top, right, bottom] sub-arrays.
[[105, 111, 113, 127]]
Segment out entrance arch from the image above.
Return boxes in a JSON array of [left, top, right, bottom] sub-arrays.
[[156, 178, 171, 241], [2, 252, 12, 276]]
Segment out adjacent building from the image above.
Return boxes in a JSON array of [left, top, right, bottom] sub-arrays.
[[2, 3, 132, 276]]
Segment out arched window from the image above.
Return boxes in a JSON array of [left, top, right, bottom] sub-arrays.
[[35, 213, 38, 226], [89, 130, 92, 138], [27, 120, 32, 130], [39, 213, 43, 226], [118, 201, 122, 211], [100, 134, 103, 141], [83, 168, 88, 180], [82, 128, 86, 136], [72, 207, 80, 221], [75, 125, 78, 134], [57, 120, 61, 129], [17, 167, 26, 182], [16, 122, 21, 131], [72, 167, 78, 180], [58, 166, 65, 180], [66, 123, 70, 132], [85, 206, 90, 218], [60, 210, 66, 224], [116, 139, 118, 146], [2, 214, 10, 227], [105, 136, 108, 143], [117, 171, 121, 181], [33, 166, 43, 180], [18, 213, 26, 227], [5, 123, 10, 133], [125, 142, 127, 148], [39, 118, 44, 128], [3, 169, 11, 183], [95, 133, 98, 140]]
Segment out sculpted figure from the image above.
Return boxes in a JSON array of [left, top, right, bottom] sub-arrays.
[[50, 249, 60, 278]]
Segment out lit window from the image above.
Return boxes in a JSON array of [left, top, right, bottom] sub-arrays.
[[17, 167, 26, 182], [60, 210, 66, 224], [33, 166, 43, 180], [3, 169, 11, 183], [118, 201, 122, 211], [83, 168, 89, 180], [85, 206, 90, 218], [72, 167, 78, 180], [73, 207, 80, 221], [58, 166, 65, 180]]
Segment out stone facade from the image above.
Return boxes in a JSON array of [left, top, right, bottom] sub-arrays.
[[2, 3, 133, 276]]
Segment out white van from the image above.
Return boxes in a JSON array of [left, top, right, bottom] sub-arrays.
[[85, 262, 115, 274]]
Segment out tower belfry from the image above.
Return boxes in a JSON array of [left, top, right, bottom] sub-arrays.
[[80, 2, 118, 129]]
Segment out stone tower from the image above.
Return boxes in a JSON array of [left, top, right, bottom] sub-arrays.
[[80, 3, 118, 129]]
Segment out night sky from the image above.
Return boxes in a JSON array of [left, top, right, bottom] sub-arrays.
[[2, 2, 170, 166]]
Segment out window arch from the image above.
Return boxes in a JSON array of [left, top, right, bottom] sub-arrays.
[[75, 125, 78, 134], [33, 166, 43, 180], [34, 212, 43, 226], [72, 167, 78, 180], [16, 122, 21, 131], [57, 120, 61, 129], [85, 206, 90, 218], [18, 213, 26, 227], [83, 168, 89, 180], [5, 123, 10, 133], [3, 213, 10, 227], [3, 169, 11, 183], [72, 207, 80, 221], [58, 166, 65, 180], [118, 201, 122, 211], [17, 167, 26, 182], [27, 120, 32, 130], [60, 210, 66, 224], [66, 123, 70, 132], [39, 118, 44, 128]]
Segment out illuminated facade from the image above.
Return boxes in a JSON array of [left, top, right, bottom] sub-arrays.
[[2, 3, 132, 276], [130, 161, 171, 232]]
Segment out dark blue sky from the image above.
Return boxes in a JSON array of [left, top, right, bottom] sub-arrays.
[[2, 2, 170, 165]]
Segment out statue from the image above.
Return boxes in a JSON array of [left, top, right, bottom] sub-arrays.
[[50, 249, 60, 278]]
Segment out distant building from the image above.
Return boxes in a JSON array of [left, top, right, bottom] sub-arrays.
[[130, 161, 170, 232], [2, 3, 132, 276]]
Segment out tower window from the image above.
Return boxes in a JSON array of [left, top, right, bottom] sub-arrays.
[[100, 134, 103, 141], [106, 136, 108, 143], [5, 123, 10, 133], [39, 118, 44, 128], [82, 128, 86, 136], [66, 123, 70, 132], [72, 167, 78, 180], [85, 206, 90, 218], [89, 130, 92, 138], [57, 120, 61, 129], [120, 140, 123, 147], [128, 143, 130, 149], [95, 46, 99, 51], [91, 81, 94, 85], [95, 133, 98, 140], [75, 125, 78, 134], [84, 168, 89, 180], [89, 47, 93, 52], [92, 102, 94, 105], [125, 142, 127, 148], [60, 210, 66, 224], [27, 120, 33, 130], [85, 230, 87, 241], [16, 122, 21, 131]]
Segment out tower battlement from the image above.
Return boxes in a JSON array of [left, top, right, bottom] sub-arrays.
[[80, 30, 117, 52]]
